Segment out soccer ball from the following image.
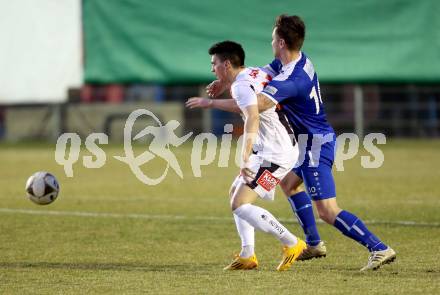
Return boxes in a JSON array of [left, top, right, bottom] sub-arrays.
[[25, 172, 60, 205]]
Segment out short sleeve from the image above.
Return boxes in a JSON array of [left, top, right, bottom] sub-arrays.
[[231, 82, 258, 110], [261, 78, 298, 104]]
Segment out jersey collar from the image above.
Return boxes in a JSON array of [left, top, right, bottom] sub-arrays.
[[281, 52, 302, 73]]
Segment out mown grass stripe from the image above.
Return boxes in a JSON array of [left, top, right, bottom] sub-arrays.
[[0, 208, 439, 227]]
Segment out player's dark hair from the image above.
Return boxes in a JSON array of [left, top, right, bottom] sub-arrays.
[[208, 41, 245, 68], [274, 14, 305, 51]]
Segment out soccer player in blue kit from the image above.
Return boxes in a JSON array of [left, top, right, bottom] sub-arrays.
[[186, 15, 396, 271]]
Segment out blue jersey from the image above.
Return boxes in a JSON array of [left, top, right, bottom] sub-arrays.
[[261, 53, 334, 138], [261, 53, 337, 200]]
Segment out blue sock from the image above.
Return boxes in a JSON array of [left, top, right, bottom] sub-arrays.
[[287, 192, 321, 246], [334, 210, 387, 252]]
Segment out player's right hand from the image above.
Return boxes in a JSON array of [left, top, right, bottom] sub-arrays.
[[185, 97, 212, 109], [240, 159, 256, 184], [240, 167, 255, 184], [206, 80, 226, 97]]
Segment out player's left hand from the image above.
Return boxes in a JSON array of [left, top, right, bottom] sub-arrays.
[[185, 97, 212, 109]]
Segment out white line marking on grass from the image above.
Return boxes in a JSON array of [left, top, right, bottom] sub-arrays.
[[0, 208, 226, 221], [0, 208, 439, 227]]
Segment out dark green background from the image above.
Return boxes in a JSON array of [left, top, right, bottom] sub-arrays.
[[83, 0, 440, 83]]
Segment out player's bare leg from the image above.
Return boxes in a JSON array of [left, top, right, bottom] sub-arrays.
[[280, 171, 327, 260], [315, 197, 396, 271], [223, 183, 259, 270], [314, 198, 341, 224], [229, 183, 255, 260], [279, 171, 304, 197], [229, 183, 305, 271]]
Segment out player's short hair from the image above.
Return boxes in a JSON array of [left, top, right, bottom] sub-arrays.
[[274, 14, 305, 51], [208, 41, 245, 68]]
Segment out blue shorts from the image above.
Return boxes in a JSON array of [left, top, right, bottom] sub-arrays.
[[292, 140, 336, 201]]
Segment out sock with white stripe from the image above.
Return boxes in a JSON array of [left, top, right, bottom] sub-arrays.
[[333, 210, 387, 252], [288, 191, 321, 246], [233, 204, 298, 247], [233, 213, 255, 258]]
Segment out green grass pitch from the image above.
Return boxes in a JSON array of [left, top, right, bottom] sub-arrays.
[[0, 140, 439, 294]]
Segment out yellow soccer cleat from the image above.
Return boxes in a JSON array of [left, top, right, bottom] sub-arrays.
[[276, 239, 307, 271], [223, 254, 259, 270]]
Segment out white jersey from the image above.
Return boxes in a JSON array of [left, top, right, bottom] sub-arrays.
[[230, 67, 297, 167]]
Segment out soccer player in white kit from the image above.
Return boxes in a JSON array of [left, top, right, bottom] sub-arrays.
[[192, 41, 306, 270]]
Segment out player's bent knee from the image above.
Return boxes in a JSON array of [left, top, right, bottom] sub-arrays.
[[318, 211, 333, 224], [231, 195, 252, 210], [231, 191, 253, 211], [283, 186, 304, 197], [317, 205, 341, 224], [279, 181, 303, 197], [230, 193, 241, 211], [230, 183, 258, 210], [229, 185, 236, 199], [231, 199, 245, 211], [279, 172, 303, 197]]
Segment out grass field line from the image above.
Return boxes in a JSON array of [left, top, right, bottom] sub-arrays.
[[1, 207, 439, 227]]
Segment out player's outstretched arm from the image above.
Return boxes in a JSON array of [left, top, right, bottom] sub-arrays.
[[205, 80, 276, 113], [185, 97, 212, 109], [185, 97, 241, 113]]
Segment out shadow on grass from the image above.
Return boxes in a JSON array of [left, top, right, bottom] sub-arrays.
[[0, 261, 214, 272]]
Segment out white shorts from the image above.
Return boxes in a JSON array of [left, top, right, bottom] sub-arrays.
[[231, 154, 294, 201]]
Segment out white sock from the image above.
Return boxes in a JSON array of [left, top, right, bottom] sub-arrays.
[[241, 245, 255, 258], [233, 214, 255, 258], [234, 203, 298, 247]]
